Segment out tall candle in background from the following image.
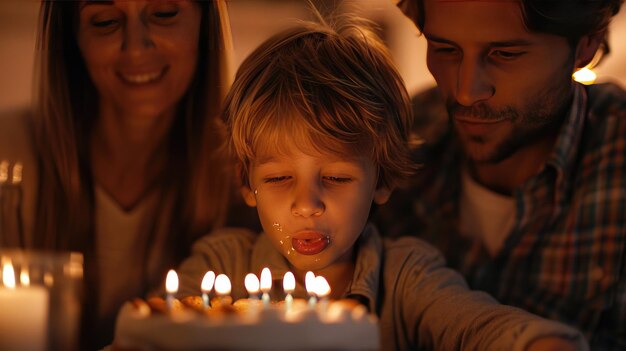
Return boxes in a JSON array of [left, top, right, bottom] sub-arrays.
[[0, 261, 49, 351]]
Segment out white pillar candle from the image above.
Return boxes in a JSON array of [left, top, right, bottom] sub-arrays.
[[0, 262, 49, 351]]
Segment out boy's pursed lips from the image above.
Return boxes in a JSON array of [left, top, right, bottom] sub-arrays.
[[291, 230, 330, 255]]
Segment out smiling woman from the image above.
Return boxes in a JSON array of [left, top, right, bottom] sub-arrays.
[[0, 0, 247, 349]]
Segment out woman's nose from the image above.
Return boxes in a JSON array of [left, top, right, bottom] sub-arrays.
[[121, 18, 154, 55], [291, 183, 324, 218]]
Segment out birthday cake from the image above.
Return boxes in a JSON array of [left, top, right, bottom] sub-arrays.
[[113, 296, 379, 350]]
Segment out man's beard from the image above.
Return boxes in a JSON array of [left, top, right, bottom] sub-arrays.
[[446, 77, 574, 164]]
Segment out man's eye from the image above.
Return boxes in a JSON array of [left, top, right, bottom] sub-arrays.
[[491, 50, 525, 60], [264, 176, 290, 183], [324, 176, 352, 184]]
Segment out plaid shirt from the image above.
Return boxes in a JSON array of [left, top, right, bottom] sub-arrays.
[[373, 82, 626, 350]]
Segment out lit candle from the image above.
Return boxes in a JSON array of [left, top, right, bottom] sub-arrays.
[[165, 269, 178, 311], [244, 273, 260, 299], [0, 261, 49, 351], [260, 267, 272, 307], [283, 271, 295, 314], [214, 274, 232, 306], [305, 271, 317, 308], [201, 271, 215, 309], [314, 276, 331, 318]]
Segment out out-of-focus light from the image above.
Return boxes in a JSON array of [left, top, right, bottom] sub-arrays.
[[573, 67, 597, 85]]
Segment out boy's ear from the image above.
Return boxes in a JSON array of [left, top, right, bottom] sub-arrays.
[[241, 185, 257, 207], [574, 30, 605, 69], [373, 185, 393, 205]]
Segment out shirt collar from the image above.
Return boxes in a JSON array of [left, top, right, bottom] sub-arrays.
[[545, 83, 588, 191], [249, 224, 383, 313]]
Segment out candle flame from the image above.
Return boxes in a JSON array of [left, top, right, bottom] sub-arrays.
[[214, 274, 232, 296], [165, 269, 179, 294], [305, 271, 316, 295], [260, 267, 272, 293], [283, 271, 295, 294], [20, 269, 30, 286], [245, 273, 260, 294], [314, 276, 331, 298], [201, 271, 215, 293], [2, 261, 16, 288], [572, 67, 597, 85]]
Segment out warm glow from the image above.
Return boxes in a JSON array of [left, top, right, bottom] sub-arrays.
[[260, 267, 272, 293], [2, 262, 16, 288], [201, 271, 215, 293], [19, 269, 30, 286], [283, 271, 295, 294], [165, 269, 179, 294], [214, 274, 232, 296], [573, 67, 597, 85], [305, 271, 316, 295], [245, 273, 260, 294], [314, 276, 331, 298]]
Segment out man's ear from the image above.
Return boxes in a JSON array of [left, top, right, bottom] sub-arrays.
[[373, 185, 393, 205], [241, 185, 257, 207], [574, 30, 605, 69]]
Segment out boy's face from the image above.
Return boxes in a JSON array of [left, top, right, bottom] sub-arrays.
[[242, 140, 391, 272], [422, 0, 581, 163]]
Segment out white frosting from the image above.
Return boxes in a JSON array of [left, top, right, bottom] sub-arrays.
[[114, 298, 379, 350]]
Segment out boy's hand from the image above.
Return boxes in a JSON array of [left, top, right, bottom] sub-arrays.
[[526, 337, 578, 351]]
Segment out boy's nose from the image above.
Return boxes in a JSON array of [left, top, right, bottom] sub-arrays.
[[455, 58, 494, 106], [121, 19, 155, 55], [291, 184, 324, 218]]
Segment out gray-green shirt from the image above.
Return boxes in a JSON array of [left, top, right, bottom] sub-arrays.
[[175, 224, 588, 351]]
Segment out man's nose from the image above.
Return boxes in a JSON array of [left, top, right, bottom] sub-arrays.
[[455, 57, 494, 106], [291, 182, 324, 218]]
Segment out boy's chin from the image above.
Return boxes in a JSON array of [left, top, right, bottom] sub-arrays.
[[287, 255, 330, 272]]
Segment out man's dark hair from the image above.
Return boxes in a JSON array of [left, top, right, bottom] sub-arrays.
[[397, 0, 623, 58]]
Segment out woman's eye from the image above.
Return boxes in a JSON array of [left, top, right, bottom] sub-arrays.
[[264, 176, 291, 184], [153, 10, 178, 18], [92, 19, 118, 28]]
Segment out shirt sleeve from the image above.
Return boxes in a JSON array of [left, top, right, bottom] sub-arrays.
[[387, 237, 589, 351], [155, 227, 257, 299]]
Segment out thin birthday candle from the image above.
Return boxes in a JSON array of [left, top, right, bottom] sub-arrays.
[[201, 271, 215, 309], [305, 271, 317, 308], [245, 273, 260, 300], [260, 267, 272, 307], [283, 272, 295, 314], [165, 270, 179, 311]]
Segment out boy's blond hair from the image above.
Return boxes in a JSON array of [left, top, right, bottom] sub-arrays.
[[223, 16, 416, 190]]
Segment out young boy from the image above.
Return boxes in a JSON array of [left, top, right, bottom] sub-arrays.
[[175, 18, 587, 351]]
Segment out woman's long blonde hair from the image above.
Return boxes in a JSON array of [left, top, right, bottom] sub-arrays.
[[33, 0, 233, 281]]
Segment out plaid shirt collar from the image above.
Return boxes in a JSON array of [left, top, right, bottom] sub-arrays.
[[544, 83, 587, 203]]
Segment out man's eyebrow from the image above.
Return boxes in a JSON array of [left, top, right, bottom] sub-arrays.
[[424, 33, 533, 47]]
